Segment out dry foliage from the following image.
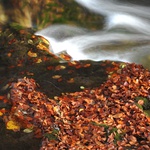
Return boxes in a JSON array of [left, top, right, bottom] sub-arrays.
[[3, 63, 150, 149]]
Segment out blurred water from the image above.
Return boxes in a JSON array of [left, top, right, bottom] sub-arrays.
[[36, 0, 150, 69]]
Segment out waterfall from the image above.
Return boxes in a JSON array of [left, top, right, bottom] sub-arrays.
[[35, 0, 150, 68]]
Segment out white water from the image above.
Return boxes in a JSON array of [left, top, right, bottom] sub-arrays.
[[35, 0, 150, 68]]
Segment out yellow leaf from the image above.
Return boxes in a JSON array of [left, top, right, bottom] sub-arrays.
[[6, 120, 20, 131], [36, 58, 42, 63], [52, 75, 61, 79], [0, 111, 3, 116], [27, 51, 37, 57]]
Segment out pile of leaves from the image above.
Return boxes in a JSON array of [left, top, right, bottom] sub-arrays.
[[4, 63, 150, 149]]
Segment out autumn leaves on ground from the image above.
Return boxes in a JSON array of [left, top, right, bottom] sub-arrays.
[[0, 63, 149, 149], [0, 26, 150, 149]]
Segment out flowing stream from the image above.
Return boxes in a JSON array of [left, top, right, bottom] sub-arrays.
[[36, 0, 150, 69]]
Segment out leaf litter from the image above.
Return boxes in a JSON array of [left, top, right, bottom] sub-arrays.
[[1, 63, 150, 149]]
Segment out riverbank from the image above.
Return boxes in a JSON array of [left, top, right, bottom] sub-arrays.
[[0, 25, 150, 149]]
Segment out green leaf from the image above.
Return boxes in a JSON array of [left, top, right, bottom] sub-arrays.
[[90, 121, 109, 129], [135, 103, 143, 110], [44, 128, 59, 141], [143, 110, 150, 117], [135, 97, 150, 110]]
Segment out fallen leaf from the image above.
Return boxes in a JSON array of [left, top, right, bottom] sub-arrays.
[[6, 120, 20, 131]]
